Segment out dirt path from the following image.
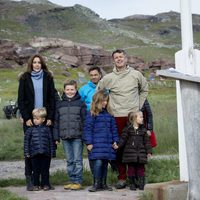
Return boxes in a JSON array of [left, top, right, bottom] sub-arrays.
[[6, 186, 140, 200]]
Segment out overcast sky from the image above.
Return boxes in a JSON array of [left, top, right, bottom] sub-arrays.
[[48, 0, 200, 19]]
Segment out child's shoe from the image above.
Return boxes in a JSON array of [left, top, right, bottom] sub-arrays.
[[129, 176, 136, 191], [70, 183, 82, 190], [138, 176, 145, 190], [32, 186, 40, 191], [26, 175, 34, 191], [43, 185, 50, 191], [64, 183, 73, 190], [88, 179, 101, 192]]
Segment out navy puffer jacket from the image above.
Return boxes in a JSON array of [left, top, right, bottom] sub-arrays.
[[24, 125, 55, 158], [53, 92, 86, 141], [83, 110, 119, 160]]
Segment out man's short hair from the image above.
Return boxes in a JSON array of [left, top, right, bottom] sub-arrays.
[[88, 66, 102, 75], [112, 49, 127, 58]]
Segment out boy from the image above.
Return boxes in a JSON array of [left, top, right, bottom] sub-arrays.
[[53, 80, 86, 190], [24, 108, 55, 191]]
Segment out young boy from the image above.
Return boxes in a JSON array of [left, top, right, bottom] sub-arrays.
[[53, 80, 87, 190], [24, 108, 55, 191]]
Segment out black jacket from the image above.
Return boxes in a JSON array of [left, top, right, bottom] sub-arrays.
[[24, 125, 56, 158], [53, 92, 87, 141], [18, 71, 55, 122], [141, 99, 153, 131], [118, 125, 152, 164]]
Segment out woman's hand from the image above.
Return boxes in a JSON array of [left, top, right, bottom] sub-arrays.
[[46, 119, 52, 126], [26, 119, 33, 127], [87, 144, 93, 151]]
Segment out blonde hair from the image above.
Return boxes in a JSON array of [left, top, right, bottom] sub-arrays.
[[32, 108, 47, 119], [90, 90, 112, 116], [128, 111, 143, 125]]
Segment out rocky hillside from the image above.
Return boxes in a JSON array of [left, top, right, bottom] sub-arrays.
[[0, 0, 200, 69]]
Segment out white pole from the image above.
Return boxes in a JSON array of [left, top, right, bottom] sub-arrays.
[[175, 0, 194, 181]]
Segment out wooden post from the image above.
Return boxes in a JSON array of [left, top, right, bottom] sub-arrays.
[[157, 0, 200, 199]]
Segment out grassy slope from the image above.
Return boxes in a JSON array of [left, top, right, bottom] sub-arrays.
[[1, 1, 194, 61]]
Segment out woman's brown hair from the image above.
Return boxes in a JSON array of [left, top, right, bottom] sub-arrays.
[[26, 54, 50, 74], [90, 90, 112, 116]]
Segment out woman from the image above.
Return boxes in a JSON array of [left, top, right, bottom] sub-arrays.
[[18, 54, 56, 191]]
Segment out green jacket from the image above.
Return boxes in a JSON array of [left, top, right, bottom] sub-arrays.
[[98, 66, 148, 117]]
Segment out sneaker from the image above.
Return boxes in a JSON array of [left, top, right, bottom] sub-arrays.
[[64, 183, 73, 190], [70, 183, 82, 190], [32, 186, 40, 191], [115, 180, 126, 189], [43, 185, 50, 191]]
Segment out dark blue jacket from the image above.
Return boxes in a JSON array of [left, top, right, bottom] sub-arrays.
[[24, 124, 55, 158], [83, 110, 119, 160]]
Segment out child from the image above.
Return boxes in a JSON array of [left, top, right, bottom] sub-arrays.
[[113, 111, 152, 190], [24, 108, 55, 191], [83, 90, 119, 192], [53, 80, 86, 190]]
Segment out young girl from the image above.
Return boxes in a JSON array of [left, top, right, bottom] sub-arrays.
[[24, 108, 55, 191], [113, 111, 152, 190], [83, 90, 119, 192]]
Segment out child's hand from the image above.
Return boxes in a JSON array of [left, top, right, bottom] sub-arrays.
[[147, 153, 152, 158], [112, 142, 118, 150], [55, 140, 59, 145], [87, 144, 93, 151]]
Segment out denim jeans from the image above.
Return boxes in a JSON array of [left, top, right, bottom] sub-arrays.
[[92, 159, 108, 179], [62, 138, 83, 184]]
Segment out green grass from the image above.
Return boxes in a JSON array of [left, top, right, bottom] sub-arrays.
[[0, 188, 27, 200]]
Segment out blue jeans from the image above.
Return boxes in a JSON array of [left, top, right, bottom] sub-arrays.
[[92, 159, 108, 179], [62, 138, 83, 184]]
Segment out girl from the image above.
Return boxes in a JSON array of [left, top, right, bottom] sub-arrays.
[[83, 90, 119, 192], [114, 111, 152, 190], [18, 54, 56, 190]]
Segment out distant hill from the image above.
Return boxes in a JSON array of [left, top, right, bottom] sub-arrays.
[[0, 0, 200, 61]]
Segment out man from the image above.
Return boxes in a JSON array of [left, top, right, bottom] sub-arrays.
[[98, 49, 148, 189], [79, 66, 102, 110]]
